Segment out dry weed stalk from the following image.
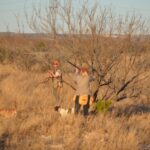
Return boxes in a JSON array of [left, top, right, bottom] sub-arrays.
[[0, 109, 17, 118]]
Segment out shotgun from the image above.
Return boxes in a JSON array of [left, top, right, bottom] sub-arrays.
[[38, 75, 76, 91], [66, 60, 81, 71]]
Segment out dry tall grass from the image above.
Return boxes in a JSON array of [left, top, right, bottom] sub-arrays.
[[0, 1, 150, 147], [0, 35, 150, 150]]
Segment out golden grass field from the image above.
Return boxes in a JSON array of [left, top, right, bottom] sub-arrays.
[[0, 35, 150, 150]]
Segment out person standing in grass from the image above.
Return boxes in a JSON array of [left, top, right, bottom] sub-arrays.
[[72, 63, 94, 116], [48, 59, 63, 105]]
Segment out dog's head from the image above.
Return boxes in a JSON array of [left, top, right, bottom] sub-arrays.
[[68, 108, 74, 114], [54, 106, 60, 112]]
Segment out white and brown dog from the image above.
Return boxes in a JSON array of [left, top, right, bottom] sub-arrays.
[[54, 106, 74, 117]]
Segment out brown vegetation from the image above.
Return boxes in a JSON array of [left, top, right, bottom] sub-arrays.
[[0, 0, 150, 149], [0, 32, 149, 150]]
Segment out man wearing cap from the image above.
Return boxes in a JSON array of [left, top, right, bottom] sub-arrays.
[[73, 63, 94, 116]]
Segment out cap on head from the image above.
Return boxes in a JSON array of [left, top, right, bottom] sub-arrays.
[[81, 62, 89, 73]]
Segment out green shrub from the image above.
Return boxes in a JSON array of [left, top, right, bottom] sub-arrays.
[[94, 99, 112, 113], [35, 42, 47, 51]]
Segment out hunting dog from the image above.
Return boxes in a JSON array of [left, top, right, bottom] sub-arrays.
[[54, 106, 74, 117]]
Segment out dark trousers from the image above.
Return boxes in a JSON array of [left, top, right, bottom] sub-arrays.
[[75, 95, 90, 116]]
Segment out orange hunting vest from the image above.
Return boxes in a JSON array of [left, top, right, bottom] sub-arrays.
[[73, 95, 94, 106]]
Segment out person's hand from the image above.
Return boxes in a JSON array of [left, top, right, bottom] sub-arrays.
[[48, 70, 54, 78], [75, 68, 80, 74]]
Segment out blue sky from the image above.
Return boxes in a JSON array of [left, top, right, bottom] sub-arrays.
[[0, 0, 150, 33]]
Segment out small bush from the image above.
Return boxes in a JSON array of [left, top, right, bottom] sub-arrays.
[[0, 48, 15, 63], [94, 99, 112, 113], [35, 41, 47, 51]]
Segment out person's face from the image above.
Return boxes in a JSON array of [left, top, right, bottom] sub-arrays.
[[81, 70, 88, 76], [53, 64, 59, 68], [52, 61, 60, 69]]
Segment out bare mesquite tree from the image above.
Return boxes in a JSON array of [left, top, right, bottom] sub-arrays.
[[25, 0, 149, 102]]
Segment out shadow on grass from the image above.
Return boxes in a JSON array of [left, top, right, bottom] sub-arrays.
[[0, 73, 10, 82], [111, 104, 150, 117], [0, 132, 10, 150]]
